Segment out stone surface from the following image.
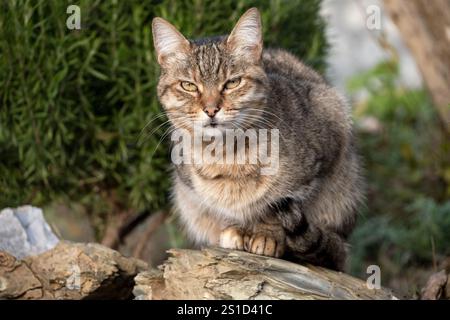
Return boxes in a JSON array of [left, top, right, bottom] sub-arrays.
[[0, 206, 59, 259]]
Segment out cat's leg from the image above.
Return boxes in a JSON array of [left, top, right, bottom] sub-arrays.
[[174, 179, 224, 246], [220, 222, 286, 257], [284, 221, 348, 271], [244, 221, 286, 258], [176, 181, 250, 250], [219, 225, 246, 251], [265, 198, 349, 270]]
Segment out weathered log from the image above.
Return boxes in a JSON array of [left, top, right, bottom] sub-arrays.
[[1, 242, 399, 300], [0, 206, 399, 300], [421, 269, 449, 300], [133, 247, 398, 300], [0, 241, 148, 299], [0, 206, 148, 299]]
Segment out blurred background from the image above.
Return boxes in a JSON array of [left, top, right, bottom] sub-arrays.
[[1, 0, 449, 298]]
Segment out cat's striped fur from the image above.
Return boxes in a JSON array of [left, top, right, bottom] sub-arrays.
[[152, 8, 364, 270]]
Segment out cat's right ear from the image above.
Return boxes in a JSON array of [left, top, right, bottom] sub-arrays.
[[152, 17, 190, 66], [227, 8, 263, 62]]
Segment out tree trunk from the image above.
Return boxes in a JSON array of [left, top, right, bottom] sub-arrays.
[[384, 0, 450, 131]]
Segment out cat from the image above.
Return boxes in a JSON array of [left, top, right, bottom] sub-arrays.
[[151, 8, 364, 270]]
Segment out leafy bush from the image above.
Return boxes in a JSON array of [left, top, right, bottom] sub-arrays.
[[0, 1, 327, 230]]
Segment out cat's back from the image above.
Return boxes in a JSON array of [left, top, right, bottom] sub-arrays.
[[262, 48, 325, 86], [262, 48, 351, 132]]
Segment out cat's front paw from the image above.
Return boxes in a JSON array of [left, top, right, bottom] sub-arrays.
[[219, 226, 245, 251], [246, 229, 286, 258]]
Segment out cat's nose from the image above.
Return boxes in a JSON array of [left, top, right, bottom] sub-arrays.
[[203, 105, 220, 118]]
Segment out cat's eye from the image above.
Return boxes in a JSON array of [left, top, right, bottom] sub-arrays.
[[180, 81, 198, 92], [224, 78, 241, 90]]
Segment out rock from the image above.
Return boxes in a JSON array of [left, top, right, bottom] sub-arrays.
[[0, 206, 59, 259], [0, 241, 148, 299], [133, 247, 398, 300]]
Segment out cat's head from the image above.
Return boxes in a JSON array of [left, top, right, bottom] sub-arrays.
[[152, 8, 268, 134]]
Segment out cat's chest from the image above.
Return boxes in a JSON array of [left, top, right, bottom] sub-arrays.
[[189, 164, 271, 210]]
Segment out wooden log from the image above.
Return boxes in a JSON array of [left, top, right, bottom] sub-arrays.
[[421, 269, 449, 300], [0, 206, 399, 300], [133, 247, 398, 300], [0, 241, 148, 299]]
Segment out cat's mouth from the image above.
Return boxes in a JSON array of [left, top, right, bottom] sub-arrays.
[[203, 119, 220, 128]]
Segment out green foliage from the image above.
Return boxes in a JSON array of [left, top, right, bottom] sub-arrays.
[[351, 198, 450, 272], [0, 1, 327, 219], [348, 58, 450, 282]]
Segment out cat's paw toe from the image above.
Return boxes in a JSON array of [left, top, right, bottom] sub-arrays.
[[247, 233, 285, 258], [219, 226, 245, 250]]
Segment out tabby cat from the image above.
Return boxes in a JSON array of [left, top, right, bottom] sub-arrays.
[[151, 8, 364, 270]]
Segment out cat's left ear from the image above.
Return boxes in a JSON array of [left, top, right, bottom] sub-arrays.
[[152, 17, 190, 66], [227, 8, 263, 62]]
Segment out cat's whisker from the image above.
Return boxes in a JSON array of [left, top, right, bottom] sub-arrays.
[[138, 114, 190, 146], [136, 112, 167, 142], [235, 116, 277, 130], [234, 117, 288, 145], [138, 119, 173, 146], [146, 123, 184, 163], [239, 114, 276, 126], [244, 108, 286, 124], [143, 112, 183, 135]]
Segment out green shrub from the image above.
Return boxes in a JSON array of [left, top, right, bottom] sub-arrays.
[[0, 1, 327, 228]]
